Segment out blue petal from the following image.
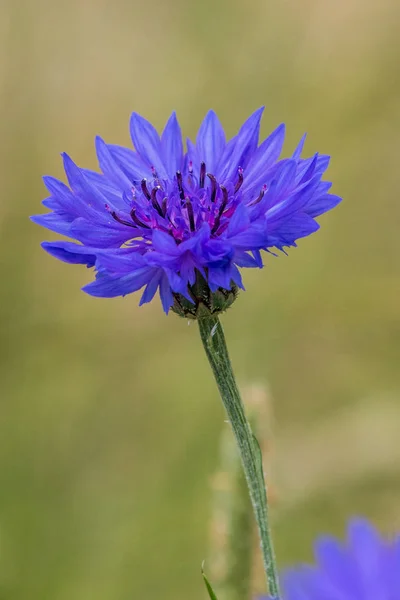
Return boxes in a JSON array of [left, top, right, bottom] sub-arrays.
[[347, 518, 382, 566], [242, 123, 286, 194], [347, 519, 384, 597], [185, 137, 201, 177], [296, 569, 342, 600], [79, 169, 125, 206], [42, 196, 62, 211], [305, 193, 342, 217], [296, 155, 330, 184], [388, 536, 400, 591], [95, 136, 134, 189], [229, 264, 244, 289], [313, 536, 361, 596], [267, 174, 322, 220], [296, 153, 319, 184], [62, 154, 108, 218], [30, 213, 72, 236], [96, 248, 147, 274], [230, 226, 268, 250], [70, 217, 134, 247], [180, 254, 197, 285], [165, 268, 192, 301], [267, 212, 320, 244], [196, 110, 226, 174], [233, 250, 259, 268], [203, 237, 233, 261], [106, 144, 151, 182], [281, 568, 317, 600], [292, 133, 307, 159], [251, 249, 263, 267], [83, 268, 153, 298], [41, 241, 96, 266], [317, 181, 333, 195], [227, 203, 250, 237], [219, 107, 264, 181], [151, 229, 179, 255], [214, 135, 237, 179], [208, 266, 233, 291], [42, 175, 87, 218], [129, 112, 168, 178], [139, 270, 162, 306], [161, 112, 184, 177], [159, 272, 174, 313], [280, 519, 398, 600], [273, 159, 297, 198], [178, 222, 211, 253]]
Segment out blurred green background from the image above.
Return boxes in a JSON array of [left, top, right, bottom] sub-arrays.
[[1, 0, 400, 598]]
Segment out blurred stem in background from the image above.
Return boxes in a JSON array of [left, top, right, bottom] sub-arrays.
[[208, 384, 276, 600], [208, 419, 254, 600], [198, 316, 280, 598]]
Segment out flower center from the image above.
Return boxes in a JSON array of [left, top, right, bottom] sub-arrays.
[[107, 162, 245, 243]]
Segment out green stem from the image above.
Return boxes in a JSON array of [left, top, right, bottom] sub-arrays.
[[198, 315, 280, 598]]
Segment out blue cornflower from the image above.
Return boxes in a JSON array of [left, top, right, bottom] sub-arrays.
[[32, 108, 341, 315], [260, 518, 400, 600]]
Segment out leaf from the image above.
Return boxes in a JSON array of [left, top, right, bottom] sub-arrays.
[[202, 566, 219, 600]]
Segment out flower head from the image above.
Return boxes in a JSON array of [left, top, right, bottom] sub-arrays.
[[32, 108, 341, 315], [260, 518, 400, 600]]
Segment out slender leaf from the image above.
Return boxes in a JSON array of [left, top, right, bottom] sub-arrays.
[[202, 567, 219, 600]]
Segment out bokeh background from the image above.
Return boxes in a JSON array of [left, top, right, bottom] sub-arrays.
[[1, 0, 400, 598]]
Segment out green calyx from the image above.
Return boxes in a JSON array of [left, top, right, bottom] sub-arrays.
[[171, 271, 239, 320]]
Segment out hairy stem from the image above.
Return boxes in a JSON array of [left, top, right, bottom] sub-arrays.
[[198, 315, 280, 598]]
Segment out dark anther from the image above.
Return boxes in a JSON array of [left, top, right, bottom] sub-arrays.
[[234, 167, 244, 193], [176, 171, 185, 201], [199, 162, 206, 188], [151, 166, 158, 179], [130, 208, 150, 228], [211, 185, 229, 234], [161, 197, 168, 217], [185, 198, 196, 231], [150, 186, 164, 217], [220, 185, 229, 206], [141, 178, 151, 200], [249, 184, 267, 206], [111, 210, 137, 228], [207, 173, 218, 202]]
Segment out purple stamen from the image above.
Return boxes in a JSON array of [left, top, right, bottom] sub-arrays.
[[176, 171, 185, 201], [211, 186, 229, 234], [111, 210, 137, 228], [234, 167, 244, 193], [220, 185, 229, 206], [185, 198, 196, 232], [199, 162, 206, 188], [249, 184, 267, 206], [150, 186, 164, 217], [207, 173, 218, 202], [161, 197, 168, 217], [141, 179, 151, 200], [130, 208, 150, 229]]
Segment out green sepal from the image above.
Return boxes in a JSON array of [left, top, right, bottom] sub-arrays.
[[171, 270, 238, 320]]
